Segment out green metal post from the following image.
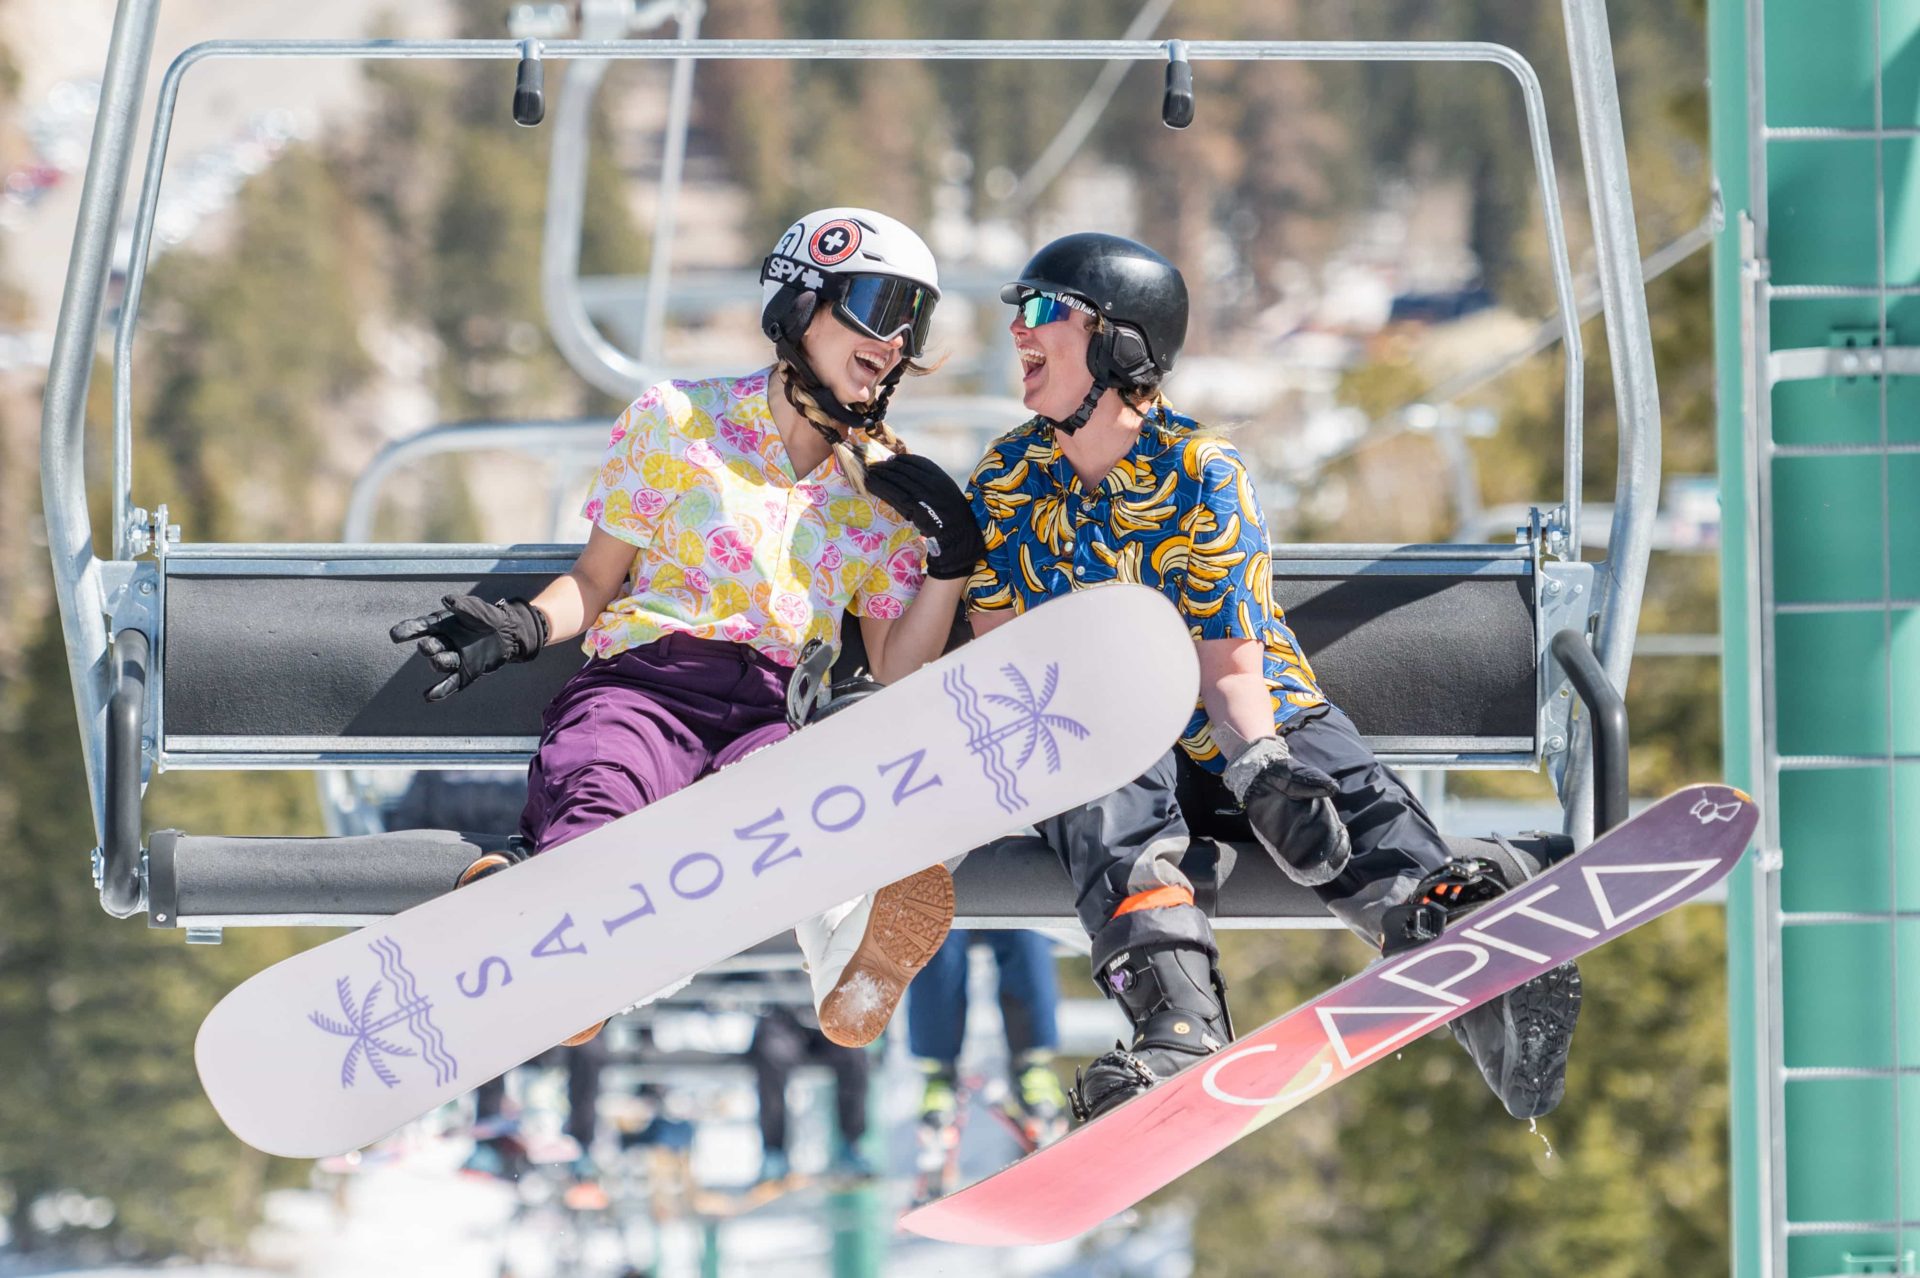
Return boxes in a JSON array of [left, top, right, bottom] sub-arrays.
[[1709, 5, 1763, 1270], [1714, 1, 1920, 1273]]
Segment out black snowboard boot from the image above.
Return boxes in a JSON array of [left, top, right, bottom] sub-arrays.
[[1070, 944, 1233, 1124], [1381, 843, 1583, 1120], [1449, 958, 1582, 1119]]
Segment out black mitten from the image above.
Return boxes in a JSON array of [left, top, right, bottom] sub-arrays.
[[864, 453, 986, 580], [1221, 735, 1352, 887]]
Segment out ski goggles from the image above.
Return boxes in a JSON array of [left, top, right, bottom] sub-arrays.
[[832, 273, 939, 358], [1010, 289, 1096, 329]]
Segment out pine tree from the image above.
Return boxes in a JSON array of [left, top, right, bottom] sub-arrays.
[[0, 603, 312, 1262]]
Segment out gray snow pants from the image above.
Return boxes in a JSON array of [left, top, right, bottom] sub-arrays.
[[1041, 705, 1452, 974]]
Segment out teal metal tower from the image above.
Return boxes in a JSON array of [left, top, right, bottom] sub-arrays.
[[1714, 0, 1920, 1273]]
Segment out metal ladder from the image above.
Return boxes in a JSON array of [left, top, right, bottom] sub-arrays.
[[1738, 0, 1920, 1271]]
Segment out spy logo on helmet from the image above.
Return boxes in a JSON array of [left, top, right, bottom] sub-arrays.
[[809, 219, 862, 266], [762, 254, 826, 292]]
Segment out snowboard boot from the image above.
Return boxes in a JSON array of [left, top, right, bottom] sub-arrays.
[[1008, 1051, 1069, 1148], [918, 1061, 960, 1132], [456, 845, 607, 1048], [914, 1063, 962, 1202], [826, 1145, 878, 1183], [460, 1115, 530, 1182], [797, 864, 955, 1048], [1380, 844, 1583, 1120], [1070, 943, 1232, 1124], [561, 1155, 610, 1212]]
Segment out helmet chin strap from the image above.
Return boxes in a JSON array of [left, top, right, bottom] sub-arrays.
[[774, 334, 906, 451], [1045, 377, 1108, 437], [1045, 323, 1122, 437]]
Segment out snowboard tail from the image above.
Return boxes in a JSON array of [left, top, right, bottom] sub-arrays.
[[900, 784, 1757, 1246]]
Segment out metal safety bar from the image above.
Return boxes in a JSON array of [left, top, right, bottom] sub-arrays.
[[100, 629, 149, 918], [1549, 629, 1628, 834]]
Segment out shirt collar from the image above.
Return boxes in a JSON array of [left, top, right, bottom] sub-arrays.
[[747, 369, 869, 493], [1041, 404, 1193, 497]]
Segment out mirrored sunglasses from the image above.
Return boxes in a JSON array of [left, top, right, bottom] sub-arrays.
[[1013, 290, 1093, 329]]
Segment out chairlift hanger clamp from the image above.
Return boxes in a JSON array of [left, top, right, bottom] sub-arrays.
[[1162, 40, 1193, 129], [514, 39, 545, 126]]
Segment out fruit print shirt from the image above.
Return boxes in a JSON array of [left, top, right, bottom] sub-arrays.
[[964, 405, 1328, 771], [581, 371, 926, 668]]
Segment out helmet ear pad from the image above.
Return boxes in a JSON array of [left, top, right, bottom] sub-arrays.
[[1085, 321, 1159, 388], [1106, 322, 1158, 384], [762, 281, 821, 347]]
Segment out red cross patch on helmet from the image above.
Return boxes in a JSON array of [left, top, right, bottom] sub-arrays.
[[808, 219, 862, 266]]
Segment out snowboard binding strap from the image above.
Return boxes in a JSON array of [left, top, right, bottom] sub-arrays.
[[786, 638, 887, 728], [1380, 840, 1544, 954], [1070, 1053, 1156, 1124]]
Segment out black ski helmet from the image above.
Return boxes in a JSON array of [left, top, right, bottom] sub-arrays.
[[1001, 232, 1188, 392]]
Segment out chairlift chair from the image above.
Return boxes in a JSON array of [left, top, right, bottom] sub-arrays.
[[41, 8, 1663, 941]]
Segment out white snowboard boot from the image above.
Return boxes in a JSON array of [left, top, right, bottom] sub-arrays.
[[794, 865, 955, 1048]]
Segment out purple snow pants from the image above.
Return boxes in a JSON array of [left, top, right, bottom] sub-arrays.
[[518, 632, 793, 853]]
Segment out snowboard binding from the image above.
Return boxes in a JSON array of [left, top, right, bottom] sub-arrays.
[[786, 638, 887, 728], [1070, 944, 1232, 1124], [1376, 846, 1584, 1117], [1378, 836, 1554, 954], [1378, 856, 1509, 953]]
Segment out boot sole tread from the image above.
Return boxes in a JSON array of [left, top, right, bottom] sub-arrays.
[[1490, 959, 1583, 1118], [818, 865, 955, 1048]]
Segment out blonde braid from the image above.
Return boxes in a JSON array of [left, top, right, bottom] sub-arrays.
[[832, 439, 873, 495], [779, 361, 877, 496], [861, 418, 910, 459]]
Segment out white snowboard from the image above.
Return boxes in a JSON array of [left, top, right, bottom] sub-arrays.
[[196, 584, 1199, 1158]]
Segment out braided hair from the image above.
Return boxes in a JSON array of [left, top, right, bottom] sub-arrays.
[[776, 357, 928, 496]]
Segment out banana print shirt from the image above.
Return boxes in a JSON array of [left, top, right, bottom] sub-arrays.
[[964, 406, 1328, 771], [582, 370, 925, 668]]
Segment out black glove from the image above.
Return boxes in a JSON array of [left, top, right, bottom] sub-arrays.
[[1221, 734, 1352, 887], [864, 453, 985, 581], [390, 594, 549, 702]]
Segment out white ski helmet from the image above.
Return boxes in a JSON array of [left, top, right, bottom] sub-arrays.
[[759, 207, 941, 359]]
